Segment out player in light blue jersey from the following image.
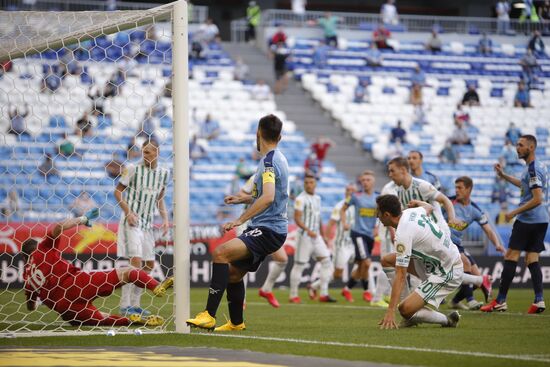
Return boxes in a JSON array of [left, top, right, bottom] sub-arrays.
[[340, 171, 378, 303], [482, 135, 548, 314], [447, 176, 505, 310], [408, 151, 441, 190], [187, 114, 289, 331]]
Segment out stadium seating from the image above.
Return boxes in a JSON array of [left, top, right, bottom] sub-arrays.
[[0, 30, 348, 224], [292, 37, 550, 221]]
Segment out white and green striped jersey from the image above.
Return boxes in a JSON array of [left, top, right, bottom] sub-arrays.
[[294, 191, 322, 234], [330, 200, 354, 248], [395, 177, 450, 237], [119, 163, 170, 230], [379, 181, 398, 254], [395, 207, 460, 277]]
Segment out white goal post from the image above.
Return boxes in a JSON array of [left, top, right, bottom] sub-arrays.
[[0, 0, 189, 336]]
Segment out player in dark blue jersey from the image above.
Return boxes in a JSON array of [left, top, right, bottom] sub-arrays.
[[447, 176, 505, 310], [408, 150, 441, 190], [187, 114, 289, 330], [482, 135, 548, 314]]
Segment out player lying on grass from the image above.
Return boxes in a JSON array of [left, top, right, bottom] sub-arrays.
[[377, 195, 462, 329], [22, 208, 173, 327]]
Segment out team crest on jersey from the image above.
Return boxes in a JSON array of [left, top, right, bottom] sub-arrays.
[[396, 243, 405, 254], [264, 166, 275, 173]]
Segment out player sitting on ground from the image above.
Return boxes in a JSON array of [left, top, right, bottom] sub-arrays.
[[22, 209, 173, 327], [377, 195, 462, 329]]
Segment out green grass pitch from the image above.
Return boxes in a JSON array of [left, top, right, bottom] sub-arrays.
[[1, 288, 549, 366]]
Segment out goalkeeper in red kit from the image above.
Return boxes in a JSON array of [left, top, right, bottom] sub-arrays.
[[22, 208, 173, 327]]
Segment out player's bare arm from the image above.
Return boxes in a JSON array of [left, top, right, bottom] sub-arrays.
[[435, 192, 463, 227], [294, 208, 316, 238], [325, 219, 337, 246], [223, 181, 275, 232], [407, 200, 433, 215], [224, 192, 253, 205], [505, 187, 544, 221], [481, 223, 505, 253], [157, 188, 170, 235], [379, 265, 407, 330], [114, 182, 138, 227], [494, 163, 521, 187], [340, 202, 351, 231], [320, 218, 330, 246]]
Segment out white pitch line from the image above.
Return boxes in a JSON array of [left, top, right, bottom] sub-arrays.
[[199, 333, 550, 364]]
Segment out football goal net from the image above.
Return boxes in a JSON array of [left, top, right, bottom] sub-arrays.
[[0, 0, 190, 336]]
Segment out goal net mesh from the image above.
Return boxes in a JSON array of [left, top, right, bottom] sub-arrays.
[[0, 3, 180, 336]]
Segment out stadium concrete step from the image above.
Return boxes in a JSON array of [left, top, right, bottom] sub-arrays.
[[223, 42, 387, 186]]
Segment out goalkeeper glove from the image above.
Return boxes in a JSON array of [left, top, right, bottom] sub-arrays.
[[82, 208, 100, 227]]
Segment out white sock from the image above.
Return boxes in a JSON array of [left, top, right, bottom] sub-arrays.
[[373, 272, 391, 302], [411, 307, 449, 326], [290, 262, 306, 298], [261, 261, 287, 293], [383, 267, 410, 301], [130, 283, 144, 308], [120, 283, 132, 309], [462, 273, 483, 287], [319, 258, 333, 297]]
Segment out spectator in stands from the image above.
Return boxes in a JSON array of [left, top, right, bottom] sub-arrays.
[[309, 12, 340, 48], [103, 68, 125, 98], [271, 41, 290, 94], [439, 140, 459, 164], [127, 137, 142, 162], [236, 157, 254, 180], [380, 0, 399, 25], [540, 0, 550, 33], [505, 122, 522, 144], [38, 153, 59, 178], [233, 57, 249, 81], [1, 190, 19, 219], [189, 135, 208, 161], [138, 110, 157, 139], [389, 120, 406, 143], [410, 66, 426, 87], [527, 30, 545, 56], [354, 79, 370, 103], [199, 114, 221, 141], [69, 191, 97, 218], [146, 25, 157, 41], [76, 112, 92, 133], [478, 33, 493, 55], [520, 48, 538, 87], [311, 136, 334, 162], [7, 103, 29, 136], [42, 65, 61, 93], [461, 84, 480, 106], [163, 81, 172, 98], [304, 152, 322, 179], [88, 84, 105, 115], [491, 176, 510, 205], [449, 124, 471, 145], [251, 79, 271, 100], [425, 31, 442, 53], [499, 139, 521, 171], [453, 104, 471, 126], [190, 29, 208, 60], [409, 84, 423, 106], [292, 0, 306, 15], [117, 55, 137, 77], [245, 2, 261, 43], [270, 26, 287, 46], [313, 40, 330, 67], [413, 105, 428, 126], [373, 23, 393, 50], [365, 43, 383, 67], [496, 0, 511, 35], [200, 17, 220, 43], [514, 81, 532, 108], [105, 153, 125, 179]]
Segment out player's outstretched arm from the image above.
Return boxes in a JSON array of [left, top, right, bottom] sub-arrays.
[[435, 193, 463, 227], [379, 266, 407, 330], [494, 163, 521, 187], [50, 209, 99, 238], [481, 223, 505, 253], [407, 200, 433, 215]]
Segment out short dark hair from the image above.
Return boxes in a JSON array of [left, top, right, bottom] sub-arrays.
[[520, 134, 537, 148], [388, 156, 409, 170], [376, 195, 402, 217], [142, 138, 159, 148], [409, 150, 423, 160], [455, 176, 473, 189], [304, 173, 317, 181], [258, 114, 283, 143], [21, 238, 38, 262]]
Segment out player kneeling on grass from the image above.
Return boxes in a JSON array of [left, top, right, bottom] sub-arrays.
[[22, 209, 173, 327], [377, 195, 462, 329]]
